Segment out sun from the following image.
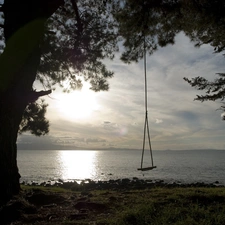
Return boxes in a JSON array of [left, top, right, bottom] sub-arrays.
[[55, 83, 100, 120]]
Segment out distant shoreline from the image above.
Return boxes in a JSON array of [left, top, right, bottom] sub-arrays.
[[17, 148, 225, 151]]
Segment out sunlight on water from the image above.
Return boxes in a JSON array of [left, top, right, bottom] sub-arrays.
[[17, 150, 225, 184], [57, 150, 97, 180]]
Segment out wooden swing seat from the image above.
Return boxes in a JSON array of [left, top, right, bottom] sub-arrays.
[[137, 166, 156, 171]]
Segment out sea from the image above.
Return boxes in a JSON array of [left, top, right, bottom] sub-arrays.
[[17, 149, 225, 185]]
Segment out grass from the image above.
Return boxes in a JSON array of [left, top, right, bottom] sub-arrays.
[[18, 185, 225, 225], [21, 184, 71, 193], [112, 188, 225, 225]]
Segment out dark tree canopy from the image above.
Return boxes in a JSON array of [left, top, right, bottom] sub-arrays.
[[115, 0, 181, 63], [19, 100, 49, 136], [115, 0, 225, 119], [38, 0, 118, 93]]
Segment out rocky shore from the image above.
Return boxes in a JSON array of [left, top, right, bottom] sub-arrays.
[[21, 177, 224, 191]]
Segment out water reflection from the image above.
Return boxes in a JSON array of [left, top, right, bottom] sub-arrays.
[[57, 150, 97, 181]]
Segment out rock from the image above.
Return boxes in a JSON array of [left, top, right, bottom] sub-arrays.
[[40, 182, 46, 186], [58, 179, 64, 183], [121, 178, 130, 183]]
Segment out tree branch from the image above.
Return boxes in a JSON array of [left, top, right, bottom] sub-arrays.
[[34, 90, 52, 98], [70, 0, 83, 35], [28, 90, 52, 103]]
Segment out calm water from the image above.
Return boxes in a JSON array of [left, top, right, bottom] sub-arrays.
[[17, 149, 225, 185]]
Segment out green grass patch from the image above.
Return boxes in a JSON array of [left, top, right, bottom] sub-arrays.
[[21, 184, 72, 193], [113, 187, 225, 225], [18, 185, 225, 225]]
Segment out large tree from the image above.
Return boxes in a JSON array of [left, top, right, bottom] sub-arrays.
[[0, 0, 118, 204]]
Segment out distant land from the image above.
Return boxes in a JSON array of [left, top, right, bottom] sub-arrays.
[[17, 142, 138, 151], [17, 143, 224, 151]]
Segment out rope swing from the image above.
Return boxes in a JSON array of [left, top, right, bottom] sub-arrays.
[[137, 37, 156, 171]]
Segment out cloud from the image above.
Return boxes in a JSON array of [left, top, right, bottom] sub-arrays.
[[102, 121, 118, 130], [175, 110, 199, 122], [86, 138, 106, 144], [155, 119, 163, 124], [17, 134, 67, 150], [33, 31, 225, 151]]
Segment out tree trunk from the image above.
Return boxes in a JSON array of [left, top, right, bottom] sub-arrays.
[[0, 0, 64, 205], [0, 95, 24, 204], [0, 46, 42, 204]]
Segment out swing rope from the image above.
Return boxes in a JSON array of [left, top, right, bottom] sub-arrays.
[[137, 36, 156, 171]]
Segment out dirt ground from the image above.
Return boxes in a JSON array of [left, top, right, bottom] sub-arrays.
[[0, 187, 124, 225]]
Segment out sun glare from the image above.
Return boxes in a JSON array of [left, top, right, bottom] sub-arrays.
[[56, 83, 100, 120], [58, 150, 97, 180]]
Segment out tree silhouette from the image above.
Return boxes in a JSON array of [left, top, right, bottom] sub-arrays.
[[0, 0, 118, 204]]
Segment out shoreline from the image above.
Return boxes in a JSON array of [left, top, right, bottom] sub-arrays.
[[20, 177, 224, 191]]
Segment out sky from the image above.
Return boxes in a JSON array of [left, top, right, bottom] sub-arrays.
[[17, 32, 225, 150]]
